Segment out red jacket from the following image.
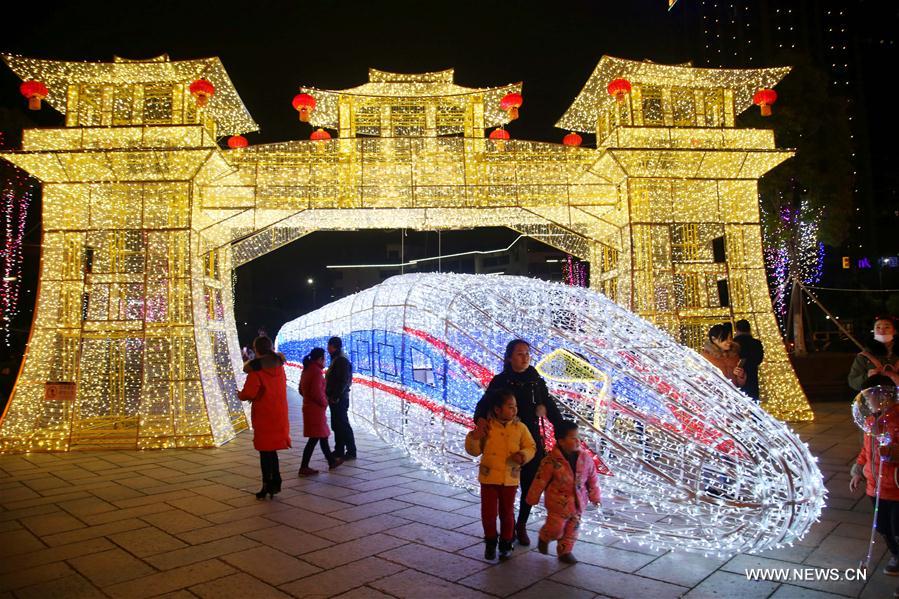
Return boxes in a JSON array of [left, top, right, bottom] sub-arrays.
[[856, 404, 899, 501], [300, 362, 331, 439], [239, 354, 291, 451]]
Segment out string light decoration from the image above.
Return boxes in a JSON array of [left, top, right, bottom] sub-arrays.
[[0, 54, 811, 452], [564, 255, 589, 287], [276, 273, 825, 555], [0, 135, 34, 347], [762, 200, 825, 326]]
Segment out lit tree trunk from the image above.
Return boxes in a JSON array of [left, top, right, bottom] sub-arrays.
[[790, 279, 807, 357]]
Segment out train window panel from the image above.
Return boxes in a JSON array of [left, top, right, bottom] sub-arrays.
[[411, 347, 435, 386], [377, 342, 398, 377], [355, 340, 372, 372]]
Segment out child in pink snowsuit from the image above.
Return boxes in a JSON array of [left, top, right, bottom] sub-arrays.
[[526, 420, 600, 563]]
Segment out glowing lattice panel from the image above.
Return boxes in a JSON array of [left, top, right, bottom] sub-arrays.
[[276, 273, 824, 554]]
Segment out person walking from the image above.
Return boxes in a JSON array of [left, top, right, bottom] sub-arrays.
[[466, 389, 536, 560], [238, 336, 290, 499], [326, 336, 357, 460], [474, 339, 565, 546], [734, 319, 764, 402], [849, 316, 899, 391], [526, 420, 601, 564], [298, 348, 343, 476]]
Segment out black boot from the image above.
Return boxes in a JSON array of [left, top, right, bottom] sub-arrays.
[[269, 473, 282, 496], [499, 539, 513, 560], [484, 537, 498, 560]]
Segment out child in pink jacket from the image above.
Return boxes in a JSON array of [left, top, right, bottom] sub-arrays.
[[526, 420, 600, 563]]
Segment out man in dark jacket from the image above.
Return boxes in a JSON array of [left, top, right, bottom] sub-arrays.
[[734, 319, 764, 402], [474, 339, 565, 545], [326, 336, 356, 460]]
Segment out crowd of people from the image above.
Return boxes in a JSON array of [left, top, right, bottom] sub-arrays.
[[235, 315, 898, 567]]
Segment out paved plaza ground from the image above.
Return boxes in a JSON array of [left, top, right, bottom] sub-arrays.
[[0, 393, 894, 599]]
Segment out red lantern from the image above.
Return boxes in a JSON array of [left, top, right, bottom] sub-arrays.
[[227, 135, 248, 149], [310, 128, 331, 141], [562, 132, 582, 147], [488, 128, 510, 141], [19, 80, 49, 111], [189, 79, 215, 108], [292, 93, 316, 122], [499, 92, 523, 121], [753, 88, 777, 117], [607, 78, 632, 101]]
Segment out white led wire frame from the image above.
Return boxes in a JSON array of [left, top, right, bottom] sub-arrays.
[[277, 273, 825, 554]]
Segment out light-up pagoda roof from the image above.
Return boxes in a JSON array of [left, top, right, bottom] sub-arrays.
[[2, 54, 258, 136], [556, 56, 791, 133], [300, 68, 522, 130]]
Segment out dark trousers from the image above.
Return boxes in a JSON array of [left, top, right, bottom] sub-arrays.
[[301, 437, 334, 468], [872, 496, 899, 556], [329, 398, 356, 457], [518, 446, 544, 525], [259, 451, 281, 492], [481, 484, 518, 541]]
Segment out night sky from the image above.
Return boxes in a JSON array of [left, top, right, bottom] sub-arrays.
[[1, 1, 893, 347]]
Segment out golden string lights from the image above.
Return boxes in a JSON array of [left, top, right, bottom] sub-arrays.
[[0, 54, 808, 453]]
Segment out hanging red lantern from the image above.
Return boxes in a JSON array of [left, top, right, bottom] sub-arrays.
[[227, 135, 248, 149], [310, 128, 331, 141], [562, 132, 582, 147], [488, 128, 510, 141], [753, 88, 778, 117], [607, 78, 632, 101], [189, 79, 215, 108], [19, 80, 49, 111], [499, 92, 523, 121], [292, 93, 316, 122]]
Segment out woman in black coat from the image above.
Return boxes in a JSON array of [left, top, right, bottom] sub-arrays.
[[473, 339, 565, 546]]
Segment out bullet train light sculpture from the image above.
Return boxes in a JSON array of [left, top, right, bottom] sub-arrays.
[[276, 273, 825, 555]]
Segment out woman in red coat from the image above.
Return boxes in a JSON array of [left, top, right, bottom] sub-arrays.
[[299, 348, 342, 476], [239, 336, 291, 499]]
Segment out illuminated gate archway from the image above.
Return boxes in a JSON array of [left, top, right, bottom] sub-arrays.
[[0, 54, 809, 451]]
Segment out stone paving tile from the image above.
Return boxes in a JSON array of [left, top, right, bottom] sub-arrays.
[[328, 498, 413, 522], [278, 556, 405, 598], [139, 508, 214, 534], [723, 554, 864, 597], [175, 515, 279, 544], [244, 525, 334, 556], [166, 495, 234, 516], [552, 563, 687, 598], [330, 587, 396, 599], [19, 510, 85, 536], [68, 547, 156, 587], [682, 571, 778, 599], [280, 492, 356, 514], [105, 558, 236, 599], [506, 579, 596, 599], [0, 528, 45, 557], [265, 505, 346, 533], [302, 532, 408, 569], [391, 504, 477, 530], [109, 525, 189, 556], [569, 541, 658, 573], [379, 542, 489, 581], [635, 551, 727, 587], [0, 537, 115, 576], [314, 514, 409, 543], [457, 548, 573, 596], [143, 534, 261, 570], [0, 560, 76, 592], [393, 490, 472, 512], [57, 496, 119, 518], [14, 572, 106, 599], [385, 521, 482, 552], [221, 546, 321, 585], [371, 568, 494, 598], [770, 585, 856, 598], [41, 517, 148, 547], [192, 572, 294, 599]]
